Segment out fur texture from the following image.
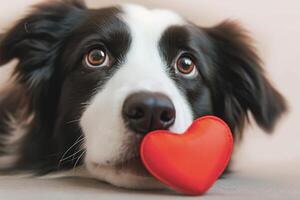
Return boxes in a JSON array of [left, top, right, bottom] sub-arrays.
[[0, 1, 286, 189]]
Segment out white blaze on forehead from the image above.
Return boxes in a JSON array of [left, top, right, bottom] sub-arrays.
[[120, 4, 185, 73], [80, 4, 193, 173], [121, 4, 185, 43], [118, 4, 192, 132]]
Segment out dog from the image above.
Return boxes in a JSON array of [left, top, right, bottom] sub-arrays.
[[0, 0, 286, 189]]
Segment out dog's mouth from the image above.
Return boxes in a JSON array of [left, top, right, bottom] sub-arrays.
[[91, 156, 151, 177], [109, 132, 151, 177], [85, 133, 166, 189], [88, 132, 153, 178], [115, 156, 151, 177], [88, 155, 164, 189]]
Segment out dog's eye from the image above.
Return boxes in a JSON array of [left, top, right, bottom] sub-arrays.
[[84, 48, 109, 68], [175, 55, 198, 78]]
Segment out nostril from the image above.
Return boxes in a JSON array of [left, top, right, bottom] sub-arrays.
[[160, 110, 174, 123]]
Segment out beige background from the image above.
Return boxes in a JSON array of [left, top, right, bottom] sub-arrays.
[[0, 0, 299, 178]]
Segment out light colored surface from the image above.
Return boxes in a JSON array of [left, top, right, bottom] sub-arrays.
[[0, 0, 300, 199], [0, 172, 299, 200]]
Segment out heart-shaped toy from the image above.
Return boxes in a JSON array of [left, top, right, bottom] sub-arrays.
[[140, 116, 233, 195]]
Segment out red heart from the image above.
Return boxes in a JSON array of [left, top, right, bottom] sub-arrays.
[[140, 116, 233, 195]]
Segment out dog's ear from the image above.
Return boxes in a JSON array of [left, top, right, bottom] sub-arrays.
[[0, 1, 87, 170], [0, 0, 86, 85], [204, 21, 287, 135]]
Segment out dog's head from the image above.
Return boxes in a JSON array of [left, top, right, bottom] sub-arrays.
[[0, 1, 286, 188]]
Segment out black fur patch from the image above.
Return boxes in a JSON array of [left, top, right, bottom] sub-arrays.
[[0, 1, 131, 173], [159, 22, 287, 138]]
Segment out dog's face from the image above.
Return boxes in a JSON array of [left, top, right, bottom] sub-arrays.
[[0, 2, 286, 189]]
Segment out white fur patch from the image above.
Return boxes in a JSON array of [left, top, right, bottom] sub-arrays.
[[86, 162, 165, 189], [80, 4, 193, 188]]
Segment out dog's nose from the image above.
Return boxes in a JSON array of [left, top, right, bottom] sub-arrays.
[[122, 92, 176, 135]]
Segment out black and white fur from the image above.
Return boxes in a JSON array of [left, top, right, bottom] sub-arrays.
[[0, 0, 286, 189]]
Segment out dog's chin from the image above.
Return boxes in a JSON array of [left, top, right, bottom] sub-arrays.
[[86, 158, 165, 190]]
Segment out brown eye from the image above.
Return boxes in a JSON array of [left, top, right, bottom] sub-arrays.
[[85, 48, 109, 68], [176, 56, 196, 75]]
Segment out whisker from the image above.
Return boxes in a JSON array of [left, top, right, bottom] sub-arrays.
[[80, 102, 90, 106], [72, 140, 85, 162], [60, 148, 83, 163], [73, 150, 86, 172], [66, 119, 81, 124], [58, 135, 84, 168]]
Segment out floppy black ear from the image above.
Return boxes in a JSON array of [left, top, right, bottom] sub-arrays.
[[0, 0, 86, 85], [0, 1, 87, 171], [204, 21, 287, 134]]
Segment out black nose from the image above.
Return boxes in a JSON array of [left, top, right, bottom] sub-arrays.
[[122, 92, 176, 135]]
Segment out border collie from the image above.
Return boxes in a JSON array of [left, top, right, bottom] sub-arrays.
[[0, 0, 286, 189]]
